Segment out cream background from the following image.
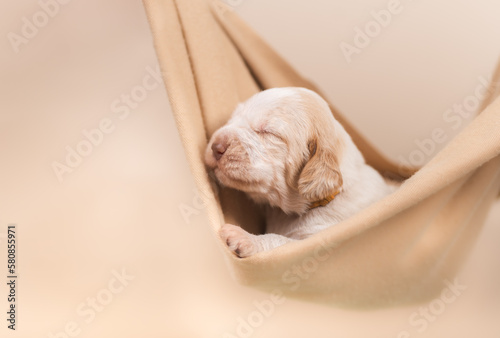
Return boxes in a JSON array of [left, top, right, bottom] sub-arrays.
[[0, 0, 499, 337]]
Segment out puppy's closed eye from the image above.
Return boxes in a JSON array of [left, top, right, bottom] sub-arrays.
[[256, 129, 280, 137], [254, 124, 284, 140]]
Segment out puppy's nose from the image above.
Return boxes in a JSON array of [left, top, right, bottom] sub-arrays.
[[211, 139, 228, 160]]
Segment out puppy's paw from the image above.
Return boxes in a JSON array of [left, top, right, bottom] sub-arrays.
[[219, 223, 259, 258]]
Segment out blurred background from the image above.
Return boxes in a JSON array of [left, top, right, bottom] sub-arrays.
[[0, 0, 499, 337]]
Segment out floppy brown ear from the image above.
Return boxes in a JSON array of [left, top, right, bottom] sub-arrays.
[[298, 138, 343, 202]]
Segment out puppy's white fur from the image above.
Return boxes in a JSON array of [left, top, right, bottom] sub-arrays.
[[205, 87, 397, 258]]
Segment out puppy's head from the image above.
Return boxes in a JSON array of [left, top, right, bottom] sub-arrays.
[[205, 87, 345, 214]]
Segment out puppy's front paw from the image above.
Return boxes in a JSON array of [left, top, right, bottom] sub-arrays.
[[219, 223, 259, 258]]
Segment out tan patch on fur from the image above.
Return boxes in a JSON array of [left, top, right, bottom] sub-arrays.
[[297, 91, 345, 201]]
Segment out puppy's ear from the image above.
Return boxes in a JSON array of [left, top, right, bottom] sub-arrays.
[[298, 138, 343, 202]]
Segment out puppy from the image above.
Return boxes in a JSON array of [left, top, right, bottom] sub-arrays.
[[205, 87, 397, 258]]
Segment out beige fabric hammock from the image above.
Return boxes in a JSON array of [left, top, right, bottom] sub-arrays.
[[143, 0, 500, 307]]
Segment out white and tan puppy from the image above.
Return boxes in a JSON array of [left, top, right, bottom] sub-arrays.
[[205, 87, 397, 258]]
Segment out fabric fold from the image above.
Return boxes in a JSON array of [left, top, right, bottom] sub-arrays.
[[143, 0, 500, 307]]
